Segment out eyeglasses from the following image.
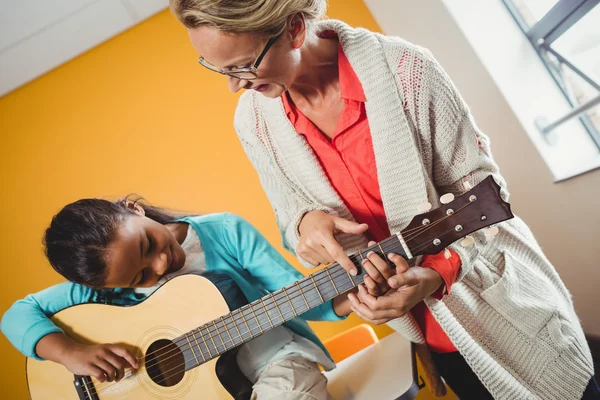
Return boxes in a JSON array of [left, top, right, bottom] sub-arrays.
[[198, 35, 280, 80]]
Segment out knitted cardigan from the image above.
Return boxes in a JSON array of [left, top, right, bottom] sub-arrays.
[[233, 19, 594, 400]]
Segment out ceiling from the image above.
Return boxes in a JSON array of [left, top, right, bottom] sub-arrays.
[[0, 0, 168, 96]]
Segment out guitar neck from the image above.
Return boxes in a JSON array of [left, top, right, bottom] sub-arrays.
[[177, 235, 407, 369]]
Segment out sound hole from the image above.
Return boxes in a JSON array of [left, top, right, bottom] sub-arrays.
[[145, 339, 185, 387]]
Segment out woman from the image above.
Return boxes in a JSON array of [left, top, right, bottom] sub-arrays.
[[169, 1, 597, 399], [2, 197, 392, 399]]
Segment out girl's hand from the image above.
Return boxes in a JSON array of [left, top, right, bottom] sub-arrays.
[[61, 342, 139, 382], [361, 241, 400, 296], [297, 210, 368, 274], [36, 333, 138, 382]]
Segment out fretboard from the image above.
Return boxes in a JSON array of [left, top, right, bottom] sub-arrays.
[[174, 234, 407, 370]]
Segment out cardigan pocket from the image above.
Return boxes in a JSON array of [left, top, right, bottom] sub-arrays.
[[480, 253, 557, 338]]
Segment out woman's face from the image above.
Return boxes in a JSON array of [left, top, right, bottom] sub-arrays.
[[102, 215, 187, 289], [187, 22, 304, 98]]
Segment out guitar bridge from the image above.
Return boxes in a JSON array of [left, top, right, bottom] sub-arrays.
[[73, 375, 99, 400]]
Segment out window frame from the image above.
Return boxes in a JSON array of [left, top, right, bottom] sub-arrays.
[[502, 0, 600, 148]]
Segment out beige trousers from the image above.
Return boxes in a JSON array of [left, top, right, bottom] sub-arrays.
[[251, 356, 333, 400]]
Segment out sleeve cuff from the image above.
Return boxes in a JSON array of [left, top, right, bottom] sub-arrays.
[[421, 249, 462, 300], [323, 300, 349, 322], [285, 206, 338, 268], [21, 320, 64, 360]]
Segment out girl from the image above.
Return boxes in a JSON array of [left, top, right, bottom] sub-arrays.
[[168, 0, 597, 399], [1, 197, 391, 399]]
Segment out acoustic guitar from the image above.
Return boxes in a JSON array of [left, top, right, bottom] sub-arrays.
[[25, 176, 513, 399]]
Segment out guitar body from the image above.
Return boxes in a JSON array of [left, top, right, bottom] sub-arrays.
[[26, 275, 233, 399]]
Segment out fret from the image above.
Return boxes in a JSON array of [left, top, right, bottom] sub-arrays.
[[270, 293, 285, 324], [272, 291, 294, 321], [325, 267, 339, 295], [243, 303, 263, 337], [346, 269, 353, 284], [335, 265, 356, 293], [378, 243, 392, 268], [237, 307, 254, 341], [313, 270, 335, 301], [230, 314, 244, 347], [262, 295, 283, 326], [185, 333, 200, 365], [310, 275, 324, 303], [260, 298, 274, 328], [199, 326, 216, 359], [283, 287, 298, 317], [220, 316, 234, 349], [250, 307, 264, 335], [191, 329, 206, 362], [212, 320, 225, 353], [297, 281, 309, 311], [205, 325, 219, 356]]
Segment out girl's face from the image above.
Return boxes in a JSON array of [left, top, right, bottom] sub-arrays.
[[102, 215, 187, 289], [187, 18, 306, 98]]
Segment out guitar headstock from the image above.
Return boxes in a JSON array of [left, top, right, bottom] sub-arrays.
[[401, 176, 513, 257]]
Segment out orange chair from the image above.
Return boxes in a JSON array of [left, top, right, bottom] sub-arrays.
[[324, 324, 379, 363]]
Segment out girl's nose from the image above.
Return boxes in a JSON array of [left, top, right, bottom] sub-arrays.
[[154, 252, 169, 278]]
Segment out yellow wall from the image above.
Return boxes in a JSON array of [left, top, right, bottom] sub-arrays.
[[0, 1, 401, 398]]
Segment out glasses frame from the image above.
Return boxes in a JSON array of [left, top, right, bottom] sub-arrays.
[[198, 35, 280, 80]]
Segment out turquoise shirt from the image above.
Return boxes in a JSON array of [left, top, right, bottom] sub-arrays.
[[1, 213, 344, 361]]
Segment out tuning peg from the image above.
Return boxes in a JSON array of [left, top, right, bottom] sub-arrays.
[[484, 226, 499, 237], [444, 248, 452, 259], [463, 181, 473, 191], [440, 193, 455, 204], [417, 202, 432, 213], [460, 235, 475, 247]]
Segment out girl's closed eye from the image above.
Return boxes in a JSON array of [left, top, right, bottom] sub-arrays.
[[146, 235, 153, 254], [138, 270, 146, 286]]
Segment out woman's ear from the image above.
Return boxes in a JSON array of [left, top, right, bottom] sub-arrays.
[[117, 199, 146, 216], [287, 14, 306, 50]]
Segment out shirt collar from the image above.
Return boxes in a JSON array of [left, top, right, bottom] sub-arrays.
[[337, 43, 366, 102]]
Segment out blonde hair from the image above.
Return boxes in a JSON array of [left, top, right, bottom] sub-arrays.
[[169, 0, 327, 36]]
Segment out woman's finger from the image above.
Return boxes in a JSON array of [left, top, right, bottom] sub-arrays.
[[351, 307, 392, 325], [321, 236, 357, 275]]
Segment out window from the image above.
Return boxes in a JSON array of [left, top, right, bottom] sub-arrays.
[[502, 0, 600, 148]]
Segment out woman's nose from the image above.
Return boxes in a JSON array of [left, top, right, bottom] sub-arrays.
[[227, 75, 247, 93]]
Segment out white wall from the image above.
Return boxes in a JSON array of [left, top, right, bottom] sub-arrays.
[[364, 0, 600, 336]]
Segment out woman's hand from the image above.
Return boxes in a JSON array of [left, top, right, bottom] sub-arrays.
[[348, 254, 443, 324], [297, 210, 368, 274], [36, 333, 138, 382], [333, 242, 406, 316]]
